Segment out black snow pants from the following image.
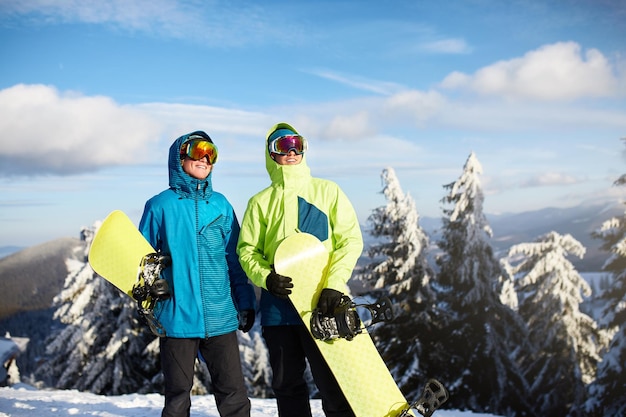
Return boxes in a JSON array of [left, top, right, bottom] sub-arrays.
[[263, 325, 355, 417], [160, 332, 250, 417]]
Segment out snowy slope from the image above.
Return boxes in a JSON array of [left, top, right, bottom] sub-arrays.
[[0, 384, 500, 417]]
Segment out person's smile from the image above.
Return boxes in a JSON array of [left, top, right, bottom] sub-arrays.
[[182, 156, 212, 179]]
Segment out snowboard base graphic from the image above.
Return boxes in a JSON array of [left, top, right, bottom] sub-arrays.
[[274, 232, 416, 417]]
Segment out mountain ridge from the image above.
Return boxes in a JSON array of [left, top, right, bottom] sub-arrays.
[[0, 237, 85, 319]]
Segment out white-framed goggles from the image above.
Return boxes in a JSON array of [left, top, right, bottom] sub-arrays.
[[268, 134, 307, 155]]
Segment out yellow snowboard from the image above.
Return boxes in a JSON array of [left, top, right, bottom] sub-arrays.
[[274, 232, 415, 417], [88, 210, 171, 336], [88, 210, 155, 299]]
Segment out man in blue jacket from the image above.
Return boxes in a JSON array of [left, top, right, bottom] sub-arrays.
[[139, 131, 256, 417]]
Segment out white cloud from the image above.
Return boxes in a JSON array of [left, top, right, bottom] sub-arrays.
[[0, 84, 163, 175], [383, 90, 447, 126], [521, 172, 581, 187], [0, 0, 189, 30], [419, 38, 471, 54], [0, 0, 296, 47], [440, 42, 625, 101], [319, 112, 373, 141], [277, 44, 626, 136], [3, 74, 624, 180], [306, 69, 406, 96], [137, 102, 269, 137]]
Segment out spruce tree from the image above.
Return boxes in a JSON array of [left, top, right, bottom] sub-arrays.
[[360, 167, 434, 300], [237, 318, 273, 398], [586, 199, 626, 416], [504, 232, 605, 416], [357, 167, 445, 399], [435, 152, 533, 416], [35, 223, 160, 395]]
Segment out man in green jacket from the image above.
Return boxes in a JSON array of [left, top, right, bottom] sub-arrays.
[[237, 122, 363, 417]]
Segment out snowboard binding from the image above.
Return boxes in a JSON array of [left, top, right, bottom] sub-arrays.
[[310, 296, 394, 341], [131, 252, 171, 336], [399, 379, 449, 417]]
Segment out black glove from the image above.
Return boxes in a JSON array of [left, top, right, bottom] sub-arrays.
[[317, 288, 344, 316], [266, 268, 293, 299], [238, 309, 255, 333]]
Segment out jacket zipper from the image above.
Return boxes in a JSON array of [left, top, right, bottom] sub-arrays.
[[195, 186, 210, 338]]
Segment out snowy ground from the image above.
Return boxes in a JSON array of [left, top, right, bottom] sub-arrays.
[[0, 384, 499, 417]]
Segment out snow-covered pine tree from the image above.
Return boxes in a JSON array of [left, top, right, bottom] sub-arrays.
[[237, 318, 273, 398], [586, 198, 626, 416], [504, 231, 606, 417], [435, 152, 533, 416], [357, 167, 445, 399], [35, 222, 160, 395], [360, 167, 434, 300]]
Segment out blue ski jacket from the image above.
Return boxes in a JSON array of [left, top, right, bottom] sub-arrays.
[[139, 131, 255, 338], [236, 123, 363, 326]]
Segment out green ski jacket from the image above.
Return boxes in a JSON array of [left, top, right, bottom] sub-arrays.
[[237, 123, 363, 326]]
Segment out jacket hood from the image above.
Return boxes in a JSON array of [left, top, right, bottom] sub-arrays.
[[169, 131, 214, 200], [265, 122, 311, 188]]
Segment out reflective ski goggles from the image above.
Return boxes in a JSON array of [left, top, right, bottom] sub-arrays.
[[180, 139, 218, 164], [268, 134, 307, 155]]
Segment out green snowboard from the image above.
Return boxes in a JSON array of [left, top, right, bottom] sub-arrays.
[[274, 232, 416, 417]]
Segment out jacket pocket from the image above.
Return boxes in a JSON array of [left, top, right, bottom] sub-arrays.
[[198, 215, 226, 248]]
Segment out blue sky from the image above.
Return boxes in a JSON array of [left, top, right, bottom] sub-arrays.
[[1, 0, 625, 247]]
